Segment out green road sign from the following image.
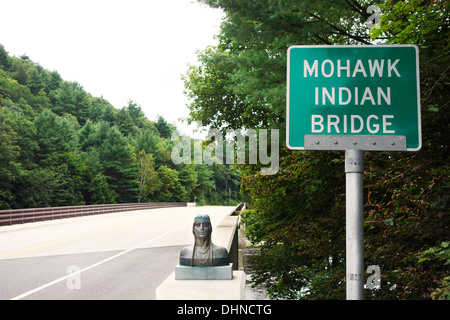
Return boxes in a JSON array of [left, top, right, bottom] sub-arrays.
[[287, 45, 421, 151]]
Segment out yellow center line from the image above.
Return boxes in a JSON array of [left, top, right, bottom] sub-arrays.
[[0, 214, 170, 260], [10, 221, 192, 300]]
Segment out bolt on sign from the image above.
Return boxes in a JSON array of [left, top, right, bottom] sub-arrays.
[[287, 45, 421, 151]]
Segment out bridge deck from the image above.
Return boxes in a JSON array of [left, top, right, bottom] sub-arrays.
[[0, 205, 236, 300]]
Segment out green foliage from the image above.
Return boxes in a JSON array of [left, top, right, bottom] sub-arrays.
[[183, 47, 251, 130], [0, 43, 242, 210], [155, 115, 175, 139], [40, 152, 87, 206], [370, 0, 449, 49], [0, 44, 12, 71], [97, 125, 139, 203], [419, 242, 450, 300], [364, 0, 449, 300], [155, 165, 187, 202], [185, 0, 383, 131], [192, 163, 216, 204], [241, 149, 346, 299], [88, 173, 117, 205], [185, 0, 449, 299], [0, 108, 21, 209], [53, 81, 92, 125], [138, 150, 161, 203], [33, 109, 79, 161]]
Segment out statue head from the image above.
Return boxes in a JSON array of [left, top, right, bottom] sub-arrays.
[[192, 214, 212, 240], [179, 213, 230, 267]]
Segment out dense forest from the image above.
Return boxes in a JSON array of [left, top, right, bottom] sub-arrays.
[[184, 0, 449, 299], [0, 44, 243, 210]]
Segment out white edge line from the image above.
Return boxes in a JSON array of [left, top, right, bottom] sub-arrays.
[[10, 222, 190, 300]]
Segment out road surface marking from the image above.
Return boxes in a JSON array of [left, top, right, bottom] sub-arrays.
[[10, 221, 190, 300], [0, 213, 171, 259]]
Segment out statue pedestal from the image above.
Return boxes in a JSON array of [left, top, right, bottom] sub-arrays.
[[155, 269, 246, 300], [175, 263, 233, 280]]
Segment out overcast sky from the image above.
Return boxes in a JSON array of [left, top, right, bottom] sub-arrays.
[[0, 0, 223, 135]]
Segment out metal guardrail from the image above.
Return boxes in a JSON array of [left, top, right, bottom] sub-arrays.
[[0, 202, 187, 226]]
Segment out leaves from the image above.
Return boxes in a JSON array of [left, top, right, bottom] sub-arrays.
[[138, 150, 161, 203], [0, 43, 244, 209], [187, 0, 450, 299]]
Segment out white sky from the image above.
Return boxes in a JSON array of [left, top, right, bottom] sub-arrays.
[[0, 0, 223, 135]]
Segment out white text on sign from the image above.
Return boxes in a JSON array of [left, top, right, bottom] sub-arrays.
[[304, 59, 401, 134]]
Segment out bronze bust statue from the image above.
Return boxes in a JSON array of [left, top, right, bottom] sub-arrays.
[[179, 214, 229, 266]]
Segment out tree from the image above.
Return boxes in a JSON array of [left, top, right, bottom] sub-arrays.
[[0, 68, 33, 106], [12, 168, 62, 208], [192, 163, 216, 204], [0, 40, 243, 211], [115, 107, 138, 137], [88, 173, 117, 205], [155, 115, 174, 139], [154, 136, 175, 167], [185, 0, 381, 131], [78, 120, 110, 152], [0, 44, 12, 71], [15, 97, 37, 120], [241, 149, 346, 299], [40, 152, 87, 206], [135, 128, 160, 155], [10, 55, 33, 85], [0, 108, 21, 209], [54, 81, 92, 125], [124, 99, 147, 128], [27, 64, 48, 95], [185, 0, 449, 299], [183, 47, 250, 130], [363, 0, 450, 299], [90, 97, 116, 123], [47, 70, 62, 92], [98, 125, 139, 203], [138, 150, 161, 203], [154, 165, 187, 202], [33, 109, 79, 162], [0, 105, 38, 168]]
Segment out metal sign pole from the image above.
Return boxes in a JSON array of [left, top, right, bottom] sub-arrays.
[[304, 136, 406, 299], [345, 149, 364, 300]]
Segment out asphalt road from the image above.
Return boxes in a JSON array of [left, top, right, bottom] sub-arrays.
[[0, 205, 235, 300]]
